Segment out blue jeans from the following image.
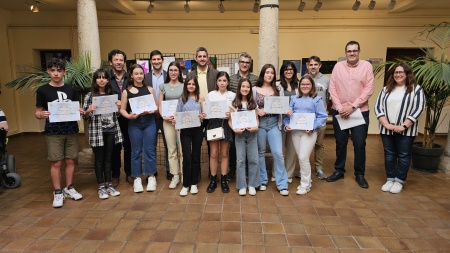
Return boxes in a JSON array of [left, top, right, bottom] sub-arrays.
[[332, 109, 369, 176], [257, 116, 288, 190], [235, 131, 260, 189], [381, 134, 415, 183], [128, 115, 157, 177]]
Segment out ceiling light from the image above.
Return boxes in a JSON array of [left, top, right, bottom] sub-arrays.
[[314, 0, 322, 12], [388, 0, 396, 10], [146, 0, 154, 13], [218, 0, 225, 13], [298, 0, 306, 12], [30, 2, 39, 13], [352, 0, 360, 11], [368, 0, 376, 10], [253, 0, 259, 13], [184, 0, 190, 13]]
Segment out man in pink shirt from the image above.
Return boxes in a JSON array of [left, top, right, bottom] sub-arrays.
[[326, 41, 374, 188]]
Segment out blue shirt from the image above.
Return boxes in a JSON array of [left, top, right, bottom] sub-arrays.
[[152, 72, 165, 99], [283, 95, 328, 132], [176, 97, 202, 114]]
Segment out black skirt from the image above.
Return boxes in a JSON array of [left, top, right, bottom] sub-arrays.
[[207, 118, 233, 142]]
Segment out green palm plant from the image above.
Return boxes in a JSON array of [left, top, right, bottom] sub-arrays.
[[5, 52, 93, 95], [374, 22, 450, 148]]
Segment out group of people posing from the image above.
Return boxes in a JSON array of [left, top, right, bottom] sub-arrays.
[[34, 40, 425, 208]]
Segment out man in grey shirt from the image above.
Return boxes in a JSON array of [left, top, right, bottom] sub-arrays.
[[229, 53, 259, 93]]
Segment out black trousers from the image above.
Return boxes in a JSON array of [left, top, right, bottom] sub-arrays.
[[181, 126, 203, 187], [93, 133, 115, 184]]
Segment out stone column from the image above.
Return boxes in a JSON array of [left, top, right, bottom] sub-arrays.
[[77, 0, 101, 167], [258, 0, 279, 72], [77, 0, 101, 68]]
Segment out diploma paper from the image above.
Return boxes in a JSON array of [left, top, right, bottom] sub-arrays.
[[335, 108, 366, 130], [92, 95, 118, 115], [264, 96, 290, 114], [161, 100, 179, 117], [174, 111, 201, 130], [288, 113, 315, 130], [128, 94, 157, 115], [231, 110, 258, 129], [203, 100, 228, 119], [48, 101, 80, 123]]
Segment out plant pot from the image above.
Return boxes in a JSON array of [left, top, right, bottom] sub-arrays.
[[411, 142, 444, 173]]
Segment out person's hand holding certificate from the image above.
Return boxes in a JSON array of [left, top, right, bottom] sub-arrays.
[[203, 100, 228, 119], [128, 94, 157, 115], [264, 96, 290, 114], [335, 108, 366, 130], [92, 95, 118, 115], [174, 111, 201, 130], [48, 101, 81, 123], [231, 110, 257, 129], [161, 100, 178, 117], [288, 113, 315, 130]]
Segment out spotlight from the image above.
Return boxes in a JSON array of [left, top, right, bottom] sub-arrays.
[[314, 0, 322, 12], [253, 0, 259, 13], [298, 0, 306, 12], [30, 2, 39, 13], [352, 0, 360, 11], [387, 0, 396, 10], [218, 0, 225, 13], [184, 0, 190, 13], [146, 0, 154, 13], [368, 0, 376, 10]]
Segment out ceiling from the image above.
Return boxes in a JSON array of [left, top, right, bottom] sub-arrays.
[[1, 0, 450, 14]]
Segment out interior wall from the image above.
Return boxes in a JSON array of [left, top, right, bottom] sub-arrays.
[[2, 8, 449, 134]]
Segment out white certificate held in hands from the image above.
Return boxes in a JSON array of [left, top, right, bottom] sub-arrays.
[[335, 108, 366, 130], [203, 100, 228, 119], [231, 110, 258, 129], [289, 113, 315, 130], [128, 94, 157, 115], [92, 95, 118, 115], [161, 100, 179, 117], [264, 96, 290, 114], [48, 101, 80, 123], [174, 111, 201, 130]]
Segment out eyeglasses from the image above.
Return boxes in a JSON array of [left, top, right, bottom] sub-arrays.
[[394, 71, 405, 75], [239, 61, 251, 65], [345, 50, 360, 54], [300, 83, 312, 87], [284, 68, 294, 72]]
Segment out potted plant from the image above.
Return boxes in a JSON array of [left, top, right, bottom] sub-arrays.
[[374, 22, 450, 172]]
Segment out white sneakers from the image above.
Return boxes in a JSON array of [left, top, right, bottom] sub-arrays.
[[180, 187, 189, 196], [239, 188, 247, 196], [259, 184, 267, 191], [280, 189, 289, 196], [296, 187, 310, 195], [248, 187, 256, 196], [287, 178, 293, 184], [98, 187, 109, 199], [381, 181, 403, 194], [107, 185, 120, 196], [169, 175, 180, 189], [147, 176, 157, 191], [133, 177, 144, 193], [190, 185, 198, 194], [52, 191, 65, 208], [63, 186, 83, 200]]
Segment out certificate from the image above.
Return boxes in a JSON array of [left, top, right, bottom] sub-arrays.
[[161, 100, 179, 117], [264, 96, 290, 114], [335, 108, 366, 130], [289, 113, 315, 130], [174, 111, 201, 130], [203, 100, 228, 119], [92, 95, 118, 115], [48, 101, 80, 123], [231, 110, 258, 129], [128, 94, 157, 115]]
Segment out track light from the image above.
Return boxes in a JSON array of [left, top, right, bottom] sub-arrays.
[[298, 0, 306, 12], [352, 0, 360, 11], [146, 0, 154, 13], [314, 0, 322, 12], [30, 1, 39, 13], [387, 0, 396, 10], [253, 0, 259, 13], [184, 0, 190, 13], [368, 0, 376, 10], [218, 0, 225, 13]]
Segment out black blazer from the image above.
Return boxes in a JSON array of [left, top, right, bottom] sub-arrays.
[[109, 70, 128, 100]]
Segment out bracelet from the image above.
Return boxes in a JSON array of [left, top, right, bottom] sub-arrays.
[[403, 125, 407, 130]]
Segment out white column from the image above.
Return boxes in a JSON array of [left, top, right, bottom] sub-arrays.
[[258, 0, 279, 72], [77, 0, 101, 68]]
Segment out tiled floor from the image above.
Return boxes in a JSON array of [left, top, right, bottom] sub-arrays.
[[0, 133, 449, 252]]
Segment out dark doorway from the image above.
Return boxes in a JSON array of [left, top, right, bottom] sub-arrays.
[[383, 48, 427, 84], [40, 50, 72, 70]]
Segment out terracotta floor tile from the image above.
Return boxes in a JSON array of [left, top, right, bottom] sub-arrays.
[[264, 234, 288, 246], [150, 229, 177, 242], [202, 212, 221, 221], [401, 238, 432, 251], [242, 222, 262, 233], [128, 229, 154, 241], [63, 228, 90, 239], [178, 220, 200, 231], [96, 240, 125, 253], [219, 231, 241, 244], [265, 245, 291, 253], [222, 222, 241, 232], [84, 228, 112, 240], [222, 212, 241, 221], [262, 223, 284, 234], [48, 239, 81, 252], [308, 235, 336, 248], [173, 230, 198, 243], [195, 242, 218, 253], [348, 226, 373, 236], [304, 224, 329, 235], [369, 227, 396, 237], [242, 213, 261, 222], [242, 232, 264, 245], [168, 242, 195, 253], [218, 243, 242, 253], [198, 221, 221, 231], [72, 240, 103, 253], [332, 236, 359, 248], [326, 225, 351, 236], [2, 238, 35, 251], [286, 234, 311, 246], [41, 227, 71, 239], [157, 220, 181, 230], [135, 220, 161, 230], [242, 245, 265, 253], [353, 236, 385, 249], [196, 230, 219, 243], [377, 237, 408, 250], [107, 228, 133, 241], [121, 241, 149, 252]]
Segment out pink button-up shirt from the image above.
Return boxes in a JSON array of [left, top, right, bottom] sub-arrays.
[[329, 60, 374, 112]]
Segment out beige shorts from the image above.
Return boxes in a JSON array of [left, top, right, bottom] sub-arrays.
[[46, 134, 79, 161]]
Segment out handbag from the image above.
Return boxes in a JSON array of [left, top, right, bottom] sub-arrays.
[[207, 127, 225, 141]]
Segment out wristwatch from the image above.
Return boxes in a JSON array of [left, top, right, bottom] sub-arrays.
[[403, 125, 407, 130], [352, 106, 356, 111]]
